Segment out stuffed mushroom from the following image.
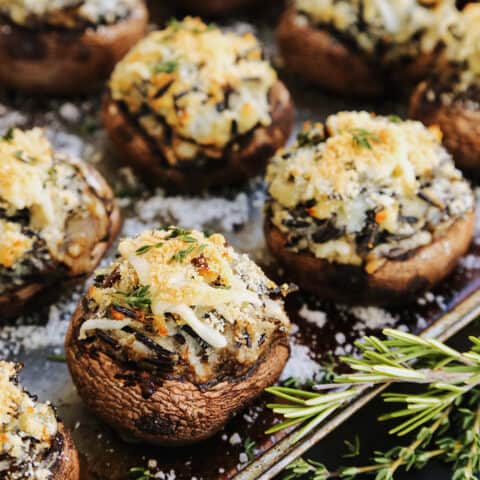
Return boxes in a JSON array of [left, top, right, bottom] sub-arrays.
[[103, 17, 294, 192], [410, 4, 480, 176], [0, 128, 120, 319], [65, 227, 291, 445], [0, 0, 148, 94], [265, 112, 475, 305], [0, 361, 79, 480], [276, 0, 460, 96]]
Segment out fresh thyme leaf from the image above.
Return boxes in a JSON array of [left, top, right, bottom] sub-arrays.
[[153, 60, 178, 74], [206, 22, 217, 31], [129, 467, 153, 479], [47, 354, 66, 363], [196, 243, 208, 255], [244, 437, 256, 461], [113, 285, 152, 310], [350, 129, 380, 150], [135, 242, 164, 255], [388, 115, 402, 123], [169, 244, 196, 263], [165, 226, 192, 239], [2, 127, 14, 141], [167, 18, 181, 31], [14, 150, 32, 163]]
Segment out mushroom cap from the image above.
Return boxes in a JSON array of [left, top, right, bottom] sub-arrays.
[[102, 80, 294, 192], [65, 304, 289, 445], [410, 79, 480, 176], [264, 212, 475, 305], [0, 1, 148, 94], [53, 423, 81, 480]]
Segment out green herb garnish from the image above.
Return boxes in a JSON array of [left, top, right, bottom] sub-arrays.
[[47, 354, 66, 363], [14, 150, 33, 163], [167, 18, 181, 31], [113, 285, 152, 310], [268, 329, 480, 480], [244, 437, 256, 461], [129, 467, 153, 479], [350, 128, 380, 150], [388, 114, 402, 124], [169, 244, 196, 263], [153, 60, 178, 74], [2, 127, 15, 141], [135, 242, 164, 255]]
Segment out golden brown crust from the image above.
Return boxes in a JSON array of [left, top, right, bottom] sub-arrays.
[[65, 304, 289, 445], [0, 163, 121, 319], [102, 80, 294, 192], [265, 212, 475, 305], [276, 7, 385, 97], [53, 423, 80, 480], [0, 1, 148, 95], [409, 80, 480, 175], [175, 0, 257, 15]]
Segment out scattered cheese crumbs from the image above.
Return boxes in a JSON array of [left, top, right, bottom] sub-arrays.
[[280, 339, 323, 384], [229, 433, 242, 445], [459, 254, 480, 270], [350, 306, 398, 331], [239, 453, 249, 463], [298, 304, 327, 329], [122, 189, 249, 236]]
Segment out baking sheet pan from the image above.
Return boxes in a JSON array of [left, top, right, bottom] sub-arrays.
[[1, 3, 480, 479]]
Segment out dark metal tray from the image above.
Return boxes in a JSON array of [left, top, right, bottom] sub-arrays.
[[1, 3, 480, 479]]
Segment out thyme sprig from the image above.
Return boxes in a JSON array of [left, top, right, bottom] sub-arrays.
[[112, 285, 152, 310], [268, 329, 480, 480]]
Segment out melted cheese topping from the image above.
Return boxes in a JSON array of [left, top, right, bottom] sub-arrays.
[[109, 17, 277, 164], [0, 0, 136, 27], [294, 0, 459, 60], [0, 128, 109, 289], [266, 112, 474, 267], [80, 227, 290, 382], [0, 362, 58, 480]]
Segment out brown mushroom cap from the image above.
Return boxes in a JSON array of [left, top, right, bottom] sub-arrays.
[[53, 423, 80, 480], [0, 1, 148, 95], [65, 304, 289, 445], [264, 212, 475, 306], [102, 80, 294, 192], [409, 79, 480, 176], [0, 161, 121, 319], [276, 7, 442, 97]]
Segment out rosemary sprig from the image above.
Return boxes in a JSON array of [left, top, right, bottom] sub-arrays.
[[350, 129, 380, 150], [153, 60, 178, 74], [268, 330, 480, 442], [112, 285, 152, 310], [269, 329, 480, 480]]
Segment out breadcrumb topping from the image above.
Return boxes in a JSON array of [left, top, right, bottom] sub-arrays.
[[0, 362, 59, 480], [109, 17, 277, 165], [266, 111, 474, 268], [79, 227, 290, 383]]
